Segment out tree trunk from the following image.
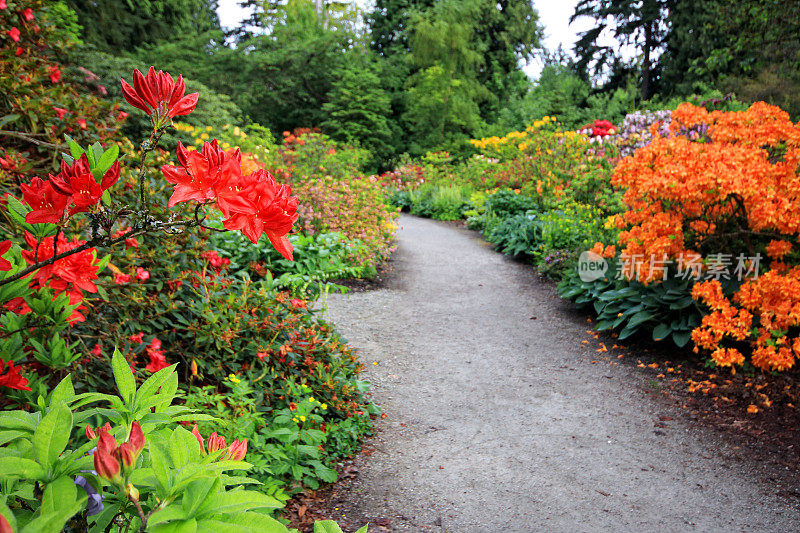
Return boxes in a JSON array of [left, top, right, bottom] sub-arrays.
[[642, 19, 652, 101]]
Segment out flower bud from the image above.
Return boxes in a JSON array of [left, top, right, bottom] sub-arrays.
[[191, 425, 205, 455], [207, 431, 226, 453], [127, 421, 144, 456], [116, 442, 136, 470], [226, 438, 247, 461], [97, 429, 117, 455], [93, 447, 121, 483], [126, 483, 139, 502], [85, 422, 112, 441]]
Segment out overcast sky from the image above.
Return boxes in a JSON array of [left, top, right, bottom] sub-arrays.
[[215, 0, 615, 78]]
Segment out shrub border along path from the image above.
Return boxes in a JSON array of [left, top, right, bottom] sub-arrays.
[[319, 214, 800, 532]]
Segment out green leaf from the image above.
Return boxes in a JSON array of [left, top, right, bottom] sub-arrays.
[[672, 330, 692, 348], [0, 457, 45, 480], [96, 144, 119, 173], [314, 521, 345, 533], [197, 490, 283, 517], [148, 506, 189, 526], [0, 430, 26, 446], [148, 439, 172, 493], [65, 134, 83, 159], [169, 427, 190, 469], [21, 476, 85, 533], [149, 518, 198, 533], [626, 310, 655, 329], [0, 501, 17, 532], [0, 410, 37, 432], [182, 478, 220, 518], [652, 323, 672, 342], [355, 526, 369, 533], [210, 513, 289, 532], [112, 347, 136, 406], [32, 403, 72, 471], [48, 374, 75, 409], [134, 363, 178, 407]]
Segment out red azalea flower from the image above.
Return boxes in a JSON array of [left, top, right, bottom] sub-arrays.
[[0, 1, 7, 9], [145, 351, 169, 373], [53, 107, 69, 119], [48, 66, 60, 83], [290, 299, 306, 309], [0, 359, 31, 391], [7, 27, 20, 42], [0, 240, 12, 271], [117, 111, 129, 121], [22, 8, 34, 21], [92, 344, 102, 357], [120, 67, 198, 128], [256, 351, 267, 361], [21, 232, 100, 294], [4, 297, 30, 315], [21, 177, 69, 224], [50, 154, 120, 214], [129, 332, 144, 344], [148, 338, 162, 351], [114, 273, 131, 284], [77, 118, 87, 129], [161, 140, 241, 207], [216, 169, 298, 260], [15, 46, 22, 56], [135, 267, 149, 281]]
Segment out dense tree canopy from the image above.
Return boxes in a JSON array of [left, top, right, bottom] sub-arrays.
[[66, 0, 221, 53]]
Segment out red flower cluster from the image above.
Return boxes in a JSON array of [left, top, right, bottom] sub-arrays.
[[588, 119, 616, 137], [0, 358, 31, 391], [191, 425, 247, 461], [21, 232, 100, 294], [21, 154, 120, 223], [89, 422, 144, 484], [144, 337, 168, 372], [200, 250, 230, 271], [162, 140, 299, 260], [121, 67, 198, 129]]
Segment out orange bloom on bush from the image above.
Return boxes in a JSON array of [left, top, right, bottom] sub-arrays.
[[612, 102, 800, 371]]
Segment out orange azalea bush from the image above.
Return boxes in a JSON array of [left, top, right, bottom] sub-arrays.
[[609, 101, 800, 371]]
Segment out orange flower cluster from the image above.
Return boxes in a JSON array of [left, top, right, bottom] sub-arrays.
[[611, 102, 800, 371]]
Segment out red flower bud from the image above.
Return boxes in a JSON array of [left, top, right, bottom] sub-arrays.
[[0, 513, 12, 533], [206, 431, 227, 453], [93, 446, 121, 482], [191, 424, 205, 454], [85, 422, 111, 440], [226, 438, 247, 461], [115, 442, 136, 469], [97, 428, 117, 454], [127, 421, 144, 456]]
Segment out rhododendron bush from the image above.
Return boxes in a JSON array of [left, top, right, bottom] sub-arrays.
[[608, 102, 800, 371], [0, 0, 122, 181]]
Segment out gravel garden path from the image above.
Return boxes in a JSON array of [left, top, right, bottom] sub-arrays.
[[322, 214, 800, 532]]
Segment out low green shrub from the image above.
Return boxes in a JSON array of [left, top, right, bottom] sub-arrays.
[[557, 259, 713, 347]]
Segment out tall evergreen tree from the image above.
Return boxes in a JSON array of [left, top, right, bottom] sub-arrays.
[[321, 50, 394, 170], [570, 0, 669, 100], [403, 0, 487, 153], [473, 0, 542, 119]]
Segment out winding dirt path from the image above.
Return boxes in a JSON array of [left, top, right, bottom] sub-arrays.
[[322, 214, 799, 532]]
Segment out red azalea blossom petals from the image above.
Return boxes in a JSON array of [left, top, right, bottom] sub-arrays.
[[0, 359, 31, 391], [21, 177, 69, 224], [0, 240, 12, 271], [121, 67, 198, 125]]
